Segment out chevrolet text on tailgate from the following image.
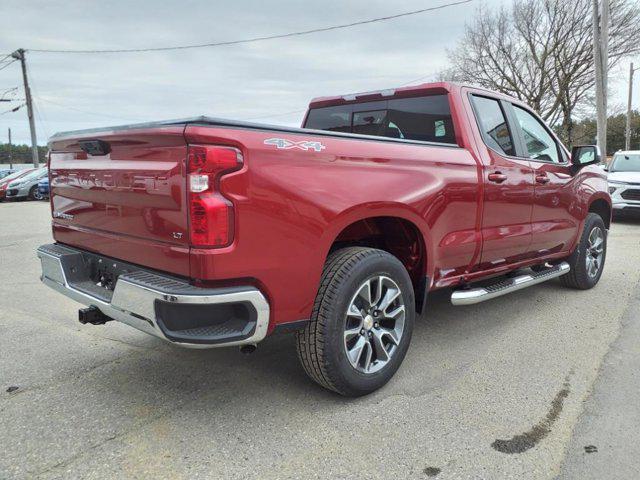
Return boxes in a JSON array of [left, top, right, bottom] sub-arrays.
[[38, 82, 610, 396]]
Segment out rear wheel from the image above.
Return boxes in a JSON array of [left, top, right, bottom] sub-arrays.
[[296, 247, 415, 396], [560, 213, 607, 289]]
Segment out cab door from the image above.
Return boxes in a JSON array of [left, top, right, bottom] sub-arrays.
[[469, 95, 535, 268], [507, 104, 579, 256]]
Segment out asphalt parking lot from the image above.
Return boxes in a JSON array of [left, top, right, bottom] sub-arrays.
[[1, 201, 640, 480]]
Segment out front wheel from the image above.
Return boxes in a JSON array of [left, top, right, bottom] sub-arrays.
[[28, 185, 43, 201], [296, 247, 415, 397], [560, 213, 607, 289]]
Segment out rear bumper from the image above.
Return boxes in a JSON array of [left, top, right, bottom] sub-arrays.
[[37, 243, 270, 348]]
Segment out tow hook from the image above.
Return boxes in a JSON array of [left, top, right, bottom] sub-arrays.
[[78, 306, 113, 325], [239, 344, 257, 354]]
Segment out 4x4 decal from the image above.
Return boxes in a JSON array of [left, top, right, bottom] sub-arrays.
[[264, 138, 326, 152]]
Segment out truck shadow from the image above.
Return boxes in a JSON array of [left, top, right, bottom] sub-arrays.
[[90, 274, 573, 411], [5, 272, 610, 477]]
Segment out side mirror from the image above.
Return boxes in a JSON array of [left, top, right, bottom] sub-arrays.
[[571, 145, 601, 167]]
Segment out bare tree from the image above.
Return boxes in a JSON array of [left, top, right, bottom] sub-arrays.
[[445, 0, 640, 145]]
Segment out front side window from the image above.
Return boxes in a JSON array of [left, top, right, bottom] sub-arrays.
[[470, 96, 516, 156], [513, 106, 560, 163], [304, 94, 456, 144]]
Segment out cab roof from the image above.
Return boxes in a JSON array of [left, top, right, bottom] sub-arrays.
[[307, 81, 519, 109]]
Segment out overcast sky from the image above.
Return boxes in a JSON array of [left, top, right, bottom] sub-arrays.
[[1, 0, 638, 145]]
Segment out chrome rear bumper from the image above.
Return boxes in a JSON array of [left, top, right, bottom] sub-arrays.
[[37, 243, 270, 348]]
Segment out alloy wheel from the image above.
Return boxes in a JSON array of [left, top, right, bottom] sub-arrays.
[[585, 226, 604, 278], [343, 275, 405, 374]]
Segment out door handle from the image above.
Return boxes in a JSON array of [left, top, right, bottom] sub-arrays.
[[535, 174, 550, 184], [488, 172, 507, 183]]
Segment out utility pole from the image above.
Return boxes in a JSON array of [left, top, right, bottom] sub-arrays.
[[11, 49, 39, 168], [593, 0, 609, 159], [625, 62, 637, 151], [8, 128, 12, 169]]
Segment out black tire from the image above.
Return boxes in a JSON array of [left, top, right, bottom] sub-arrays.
[[560, 213, 607, 289], [296, 247, 415, 397], [28, 185, 41, 201]]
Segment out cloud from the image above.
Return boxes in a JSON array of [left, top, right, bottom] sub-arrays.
[[12, 0, 633, 146]]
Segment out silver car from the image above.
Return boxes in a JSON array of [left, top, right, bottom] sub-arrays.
[[608, 150, 640, 218], [4, 167, 48, 201]]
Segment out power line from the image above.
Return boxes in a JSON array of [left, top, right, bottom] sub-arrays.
[[29, 0, 473, 54], [35, 96, 143, 121], [0, 87, 18, 103], [399, 74, 434, 87], [0, 59, 17, 72], [1, 103, 24, 115], [32, 101, 50, 140]]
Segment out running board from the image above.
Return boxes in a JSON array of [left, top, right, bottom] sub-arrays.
[[451, 262, 570, 306]]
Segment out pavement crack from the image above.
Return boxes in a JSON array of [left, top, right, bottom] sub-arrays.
[[491, 375, 571, 454], [30, 382, 215, 479], [0, 350, 142, 412], [32, 421, 140, 478]]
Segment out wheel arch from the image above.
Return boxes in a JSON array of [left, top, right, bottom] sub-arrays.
[[588, 196, 611, 229], [321, 204, 432, 312]]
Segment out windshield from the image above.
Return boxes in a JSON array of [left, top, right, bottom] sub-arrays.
[[1, 170, 28, 183], [610, 154, 640, 172]]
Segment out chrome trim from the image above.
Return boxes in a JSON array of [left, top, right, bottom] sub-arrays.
[[451, 262, 570, 306], [37, 246, 270, 349]]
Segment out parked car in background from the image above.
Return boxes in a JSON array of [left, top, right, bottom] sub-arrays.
[[0, 169, 17, 180], [608, 151, 640, 218], [4, 167, 48, 201], [0, 169, 35, 201], [38, 177, 50, 200]]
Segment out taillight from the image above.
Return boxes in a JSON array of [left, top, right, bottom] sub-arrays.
[[187, 145, 243, 247]]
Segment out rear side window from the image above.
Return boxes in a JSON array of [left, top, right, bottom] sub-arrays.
[[470, 96, 516, 156], [304, 94, 456, 144]]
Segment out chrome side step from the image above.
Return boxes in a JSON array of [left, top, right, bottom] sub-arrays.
[[451, 262, 570, 306]]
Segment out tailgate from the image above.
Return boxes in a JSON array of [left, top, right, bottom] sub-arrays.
[[48, 126, 190, 277]]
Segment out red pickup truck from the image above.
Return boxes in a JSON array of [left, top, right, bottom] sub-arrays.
[[38, 82, 610, 396]]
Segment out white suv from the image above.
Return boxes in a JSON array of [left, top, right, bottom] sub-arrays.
[[608, 151, 640, 217]]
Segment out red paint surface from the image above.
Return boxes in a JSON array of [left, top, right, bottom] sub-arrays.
[[47, 83, 610, 330]]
